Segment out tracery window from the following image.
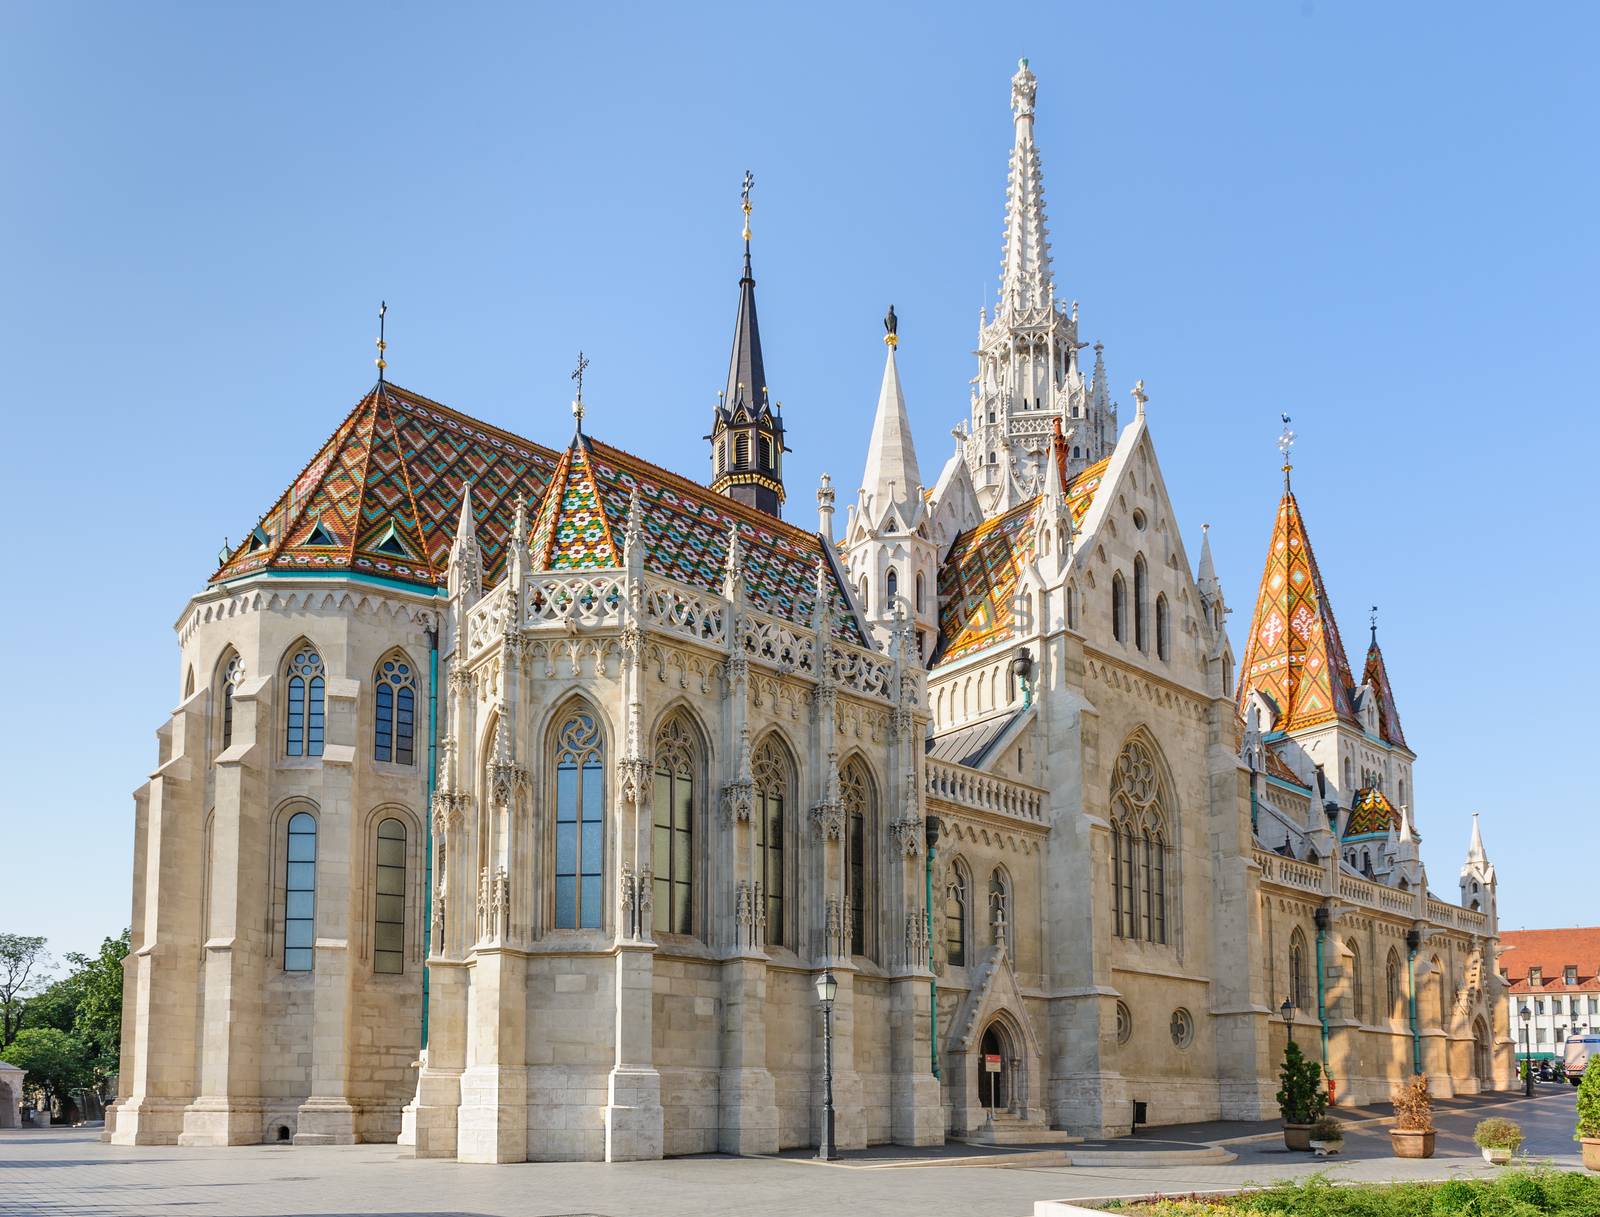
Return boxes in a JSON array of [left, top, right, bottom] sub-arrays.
[[374, 654, 417, 765], [841, 758, 873, 958], [284, 645, 325, 757], [652, 715, 698, 936], [988, 867, 1013, 956], [284, 811, 317, 971], [1108, 734, 1170, 944], [1111, 573, 1127, 643], [753, 738, 790, 946], [945, 858, 968, 968], [1290, 929, 1308, 1012], [219, 652, 244, 751], [373, 818, 406, 974], [553, 707, 605, 930], [1134, 554, 1149, 652]]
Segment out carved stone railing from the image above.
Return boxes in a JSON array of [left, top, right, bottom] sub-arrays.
[[464, 583, 511, 660], [1254, 848, 1325, 896], [1259, 849, 1488, 934], [925, 758, 1045, 825], [643, 580, 727, 647], [522, 571, 625, 629], [828, 639, 893, 701], [739, 609, 816, 675]]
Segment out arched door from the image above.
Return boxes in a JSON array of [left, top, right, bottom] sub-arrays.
[[980, 1023, 1010, 1111], [1474, 1018, 1492, 1088]]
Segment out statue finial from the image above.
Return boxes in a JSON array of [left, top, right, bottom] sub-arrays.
[[883, 304, 898, 349]]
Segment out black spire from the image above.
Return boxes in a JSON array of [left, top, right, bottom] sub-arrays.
[[707, 170, 787, 518]]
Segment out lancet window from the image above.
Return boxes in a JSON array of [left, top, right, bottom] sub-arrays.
[[219, 651, 243, 751], [284, 811, 317, 972], [1108, 734, 1171, 945], [373, 817, 407, 974], [652, 715, 698, 936], [1112, 573, 1127, 643], [1134, 554, 1149, 652], [284, 644, 325, 757], [553, 707, 605, 930], [945, 858, 968, 968], [1290, 929, 1308, 1012], [374, 654, 417, 765]]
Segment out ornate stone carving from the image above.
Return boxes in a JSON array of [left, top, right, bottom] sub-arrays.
[[637, 866, 653, 937], [620, 862, 637, 938], [825, 896, 843, 958], [720, 780, 754, 825], [905, 910, 929, 969], [809, 800, 843, 840], [890, 815, 924, 857], [617, 757, 653, 806]]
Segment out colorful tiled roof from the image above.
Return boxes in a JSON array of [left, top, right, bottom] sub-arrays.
[[214, 383, 866, 648], [1360, 637, 1408, 749], [1344, 787, 1401, 838], [213, 384, 559, 590], [1500, 928, 1600, 994], [932, 458, 1108, 667], [1234, 487, 1359, 734]]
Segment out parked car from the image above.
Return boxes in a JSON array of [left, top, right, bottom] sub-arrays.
[[1563, 1035, 1600, 1085]]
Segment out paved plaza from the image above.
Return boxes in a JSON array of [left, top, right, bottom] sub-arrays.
[[0, 1089, 1585, 1217]]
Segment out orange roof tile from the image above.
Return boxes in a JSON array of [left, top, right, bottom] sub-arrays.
[[1501, 928, 1600, 993], [1235, 486, 1359, 733]]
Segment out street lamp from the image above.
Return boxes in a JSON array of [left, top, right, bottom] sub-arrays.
[[1281, 996, 1296, 1046], [815, 970, 838, 1161], [1520, 1004, 1533, 1096]]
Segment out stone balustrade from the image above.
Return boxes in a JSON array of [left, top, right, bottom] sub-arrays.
[[924, 758, 1046, 825]]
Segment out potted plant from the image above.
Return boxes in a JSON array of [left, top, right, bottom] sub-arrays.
[[1473, 1116, 1523, 1164], [1308, 1116, 1344, 1157], [1275, 1040, 1327, 1151], [1390, 1074, 1435, 1159], [1577, 1060, 1600, 1171]]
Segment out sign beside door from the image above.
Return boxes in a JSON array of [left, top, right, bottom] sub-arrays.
[[983, 1054, 1002, 1073]]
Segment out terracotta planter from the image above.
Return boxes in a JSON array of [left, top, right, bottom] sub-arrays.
[[1283, 1122, 1312, 1151], [1582, 1137, 1600, 1172], [1391, 1129, 1435, 1159], [1481, 1146, 1512, 1165]]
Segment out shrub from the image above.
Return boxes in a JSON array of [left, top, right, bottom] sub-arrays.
[[1310, 1116, 1343, 1142], [1474, 1116, 1523, 1151], [1493, 1171, 1545, 1209], [1577, 1060, 1600, 1141], [1275, 1040, 1327, 1124], [1392, 1073, 1433, 1133], [1429, 1178, 1478, 1216]]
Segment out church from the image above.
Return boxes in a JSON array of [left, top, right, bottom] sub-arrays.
[[107, 60, 1512, 1162]]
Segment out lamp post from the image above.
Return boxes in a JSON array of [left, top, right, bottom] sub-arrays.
[[815, 970, 838, 1161], [1520, 1004, 1533, 1097], [1281, 996, 1296, 1047]]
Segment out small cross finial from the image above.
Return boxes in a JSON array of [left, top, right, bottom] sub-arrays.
[[375, 301, 388, 383], [1370, 605, 1379, 642], [1278, 413, 1296, 486], [741, 169, 754, 243], [1132, 379, 1148, 417], [571, 350, 590, 431]]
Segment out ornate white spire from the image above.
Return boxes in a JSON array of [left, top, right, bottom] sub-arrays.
[[999, 58, 1052, 314], [448, 481, 483, 603], [858, 331, 924, 530]]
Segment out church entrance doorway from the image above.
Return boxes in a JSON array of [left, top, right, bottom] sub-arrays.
[[980, 1022, 1011, 1112], [1473, 1018, 1492, 1090]]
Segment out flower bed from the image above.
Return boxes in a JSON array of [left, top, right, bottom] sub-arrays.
[[1103, 1169, 1600, 1215]]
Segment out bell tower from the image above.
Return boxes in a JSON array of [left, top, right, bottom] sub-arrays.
[[708, 170, 787, 518]]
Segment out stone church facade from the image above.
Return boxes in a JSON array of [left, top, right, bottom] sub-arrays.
[[108, 60, 1512, 1162]]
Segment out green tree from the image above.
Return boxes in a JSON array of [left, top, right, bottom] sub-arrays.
[[0, 934, 50, 1048], [1275, 1039, 1328, 1124], [0, 1027, 91, 1110], [63, 931, 128, 1078], [1577, 1057, 1600, 1141]]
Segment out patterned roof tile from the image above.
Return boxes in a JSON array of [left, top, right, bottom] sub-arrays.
[[1344, 786, 1401, 838], [1360, 638, 1409, 749]]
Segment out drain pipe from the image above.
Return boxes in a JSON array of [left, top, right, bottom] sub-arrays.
[[1406, 928, 1422, 1075], [925, 815, 941, 1080], [1314, 906, 1332, 1103], [422, 624, 439, 1048]]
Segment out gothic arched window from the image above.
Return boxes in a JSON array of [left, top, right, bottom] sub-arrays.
[[1111, 573, 1127, 643], [1290, 928, 1308, 1013], [735, 433, 750, 468], [219, 651, 243, 751], [1432, 955, 1447, 1026], [652, 714, 699, 936], [1109, 734, 1171, 944], [1346, 938, 1364, 1023], [373, 817, 407, 974], [915, 571, 926, 613], [284, 644, 325, 757], [1067, 583, 1078, 630], [885, 567, 898, 611], [753, 738, 790, 947], [988, 867, 1012, 956], [1156, 594, 1170, 661], [1386, 948, 1402, 1019], [1134, 554, 1149, 653], [945, 858, 968, 968], [374, 653, 417, 764], [760, 435, 773, 470], [553, 706, 605, 930], [859, 577, 869, 612], [284, 810, 317, 971], [841, 758, 874, 958]]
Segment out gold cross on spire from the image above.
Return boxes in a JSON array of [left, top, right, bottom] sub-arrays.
[[741, 169, 754, 244], [375, 301, 388, 383], [571, 350, 590, 432]]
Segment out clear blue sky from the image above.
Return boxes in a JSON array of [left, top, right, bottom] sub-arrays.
[[2, 2, 1596, 961]]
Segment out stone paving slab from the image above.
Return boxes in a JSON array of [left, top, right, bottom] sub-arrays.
[[0, 1091, 1585, 1217]]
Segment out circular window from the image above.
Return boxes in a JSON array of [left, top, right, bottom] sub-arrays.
[[1170, 1007, 1194, 1049], [1132, 509, 1148, 531], [1116, 1000, 1132, 1045]]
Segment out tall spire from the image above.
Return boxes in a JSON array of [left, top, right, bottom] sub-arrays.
[[1196, 523, 1219, 598], [858, 308, 923, 529], [1360, 613, 1408, 748], [708, 170, 786, 517], [998, 58, 1052, 313]]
